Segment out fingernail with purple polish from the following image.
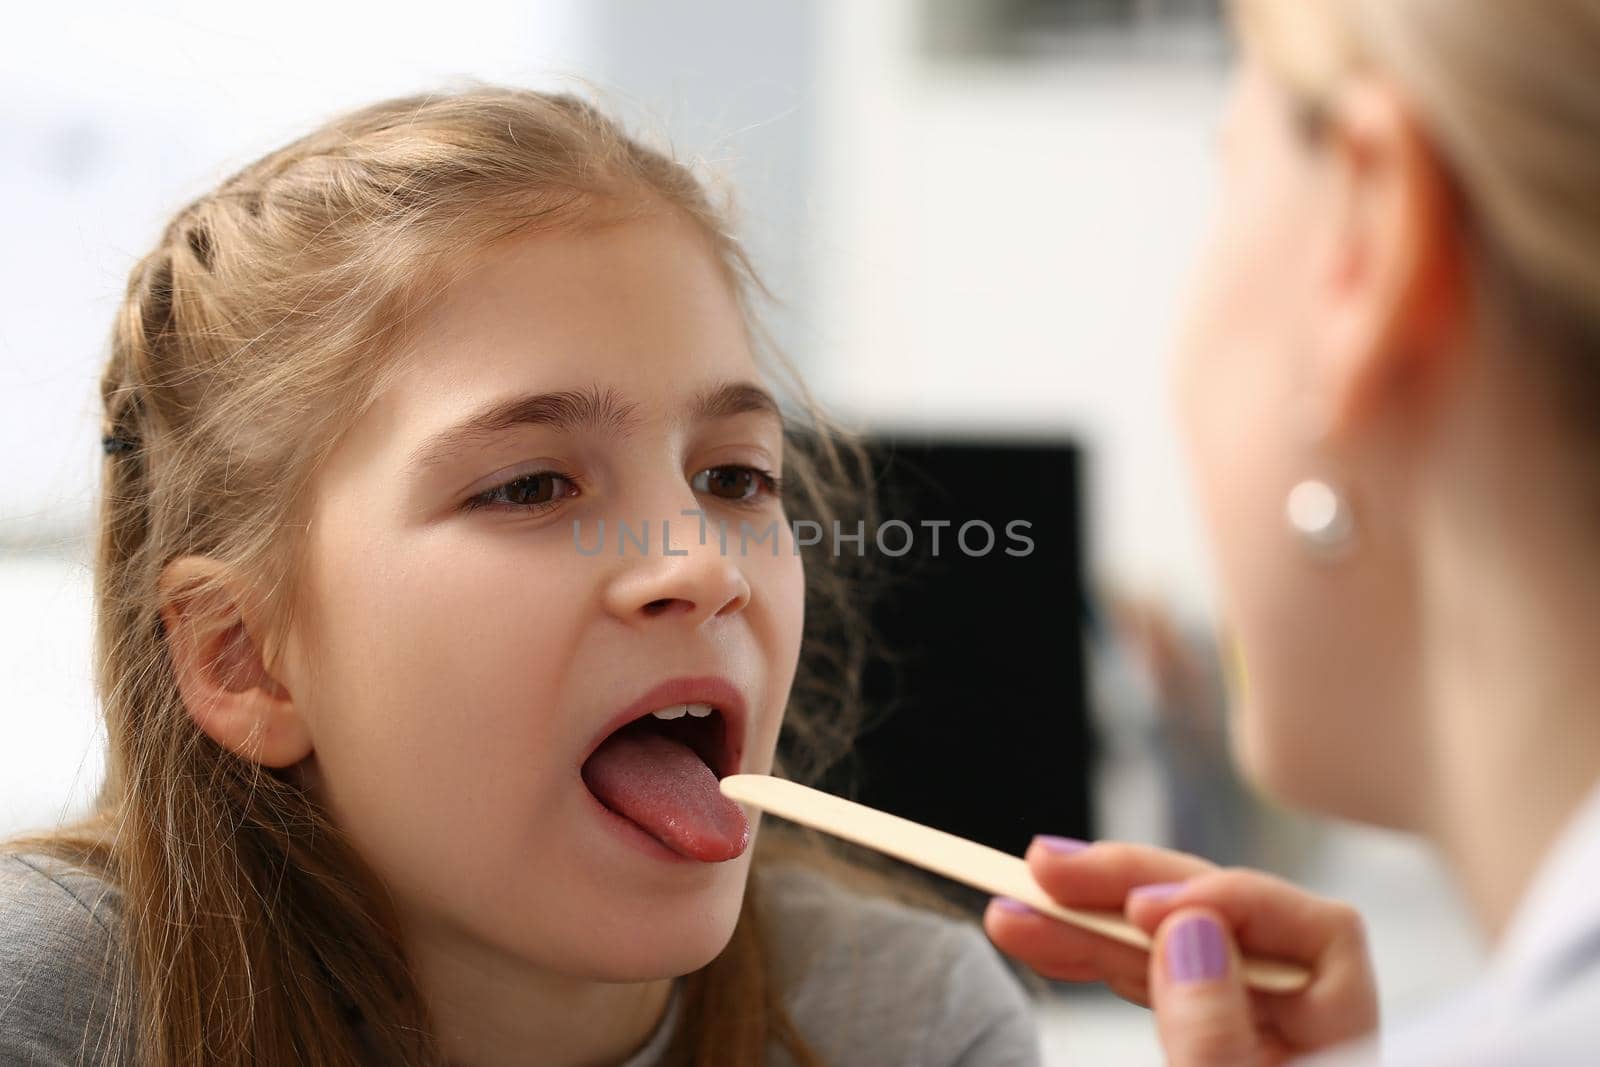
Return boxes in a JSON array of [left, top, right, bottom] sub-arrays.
[[1031, 835, 1090, 856], [1166, 916, 1229, 984], [990, 896, 1040, 917], [1129, 881, 1186, 903]]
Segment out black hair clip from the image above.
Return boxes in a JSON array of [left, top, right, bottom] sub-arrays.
[[102, 434, 137, 455]]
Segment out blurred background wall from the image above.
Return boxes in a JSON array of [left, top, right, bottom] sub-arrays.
[[2, 2, 1482, 1061]]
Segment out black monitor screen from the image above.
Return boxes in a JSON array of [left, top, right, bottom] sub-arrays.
[[811, 434, 1095, 906]]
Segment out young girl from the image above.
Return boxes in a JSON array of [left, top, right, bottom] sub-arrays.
[[0, 87, 1040, 1066]]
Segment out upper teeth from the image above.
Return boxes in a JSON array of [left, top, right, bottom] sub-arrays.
[[650, 703, 715, 720]]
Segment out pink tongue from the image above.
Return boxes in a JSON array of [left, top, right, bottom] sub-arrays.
[[582, 723, 749, 863]]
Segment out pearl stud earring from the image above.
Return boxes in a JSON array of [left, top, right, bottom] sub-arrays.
[[1286, 478, 1356, 559]]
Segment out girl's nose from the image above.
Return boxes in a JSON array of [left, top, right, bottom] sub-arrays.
[[600, 517, 754, 626]]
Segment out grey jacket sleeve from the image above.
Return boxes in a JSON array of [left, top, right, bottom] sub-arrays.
[[765, 866, 1043, 1067], [0, 854, 130, 1066], [935, 924, 1043, 1067]]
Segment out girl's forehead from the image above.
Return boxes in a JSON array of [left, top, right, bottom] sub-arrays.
[[381, 325, 764, 432], [370, 219, 758, 408], [401, 378, 785, 476], [431, 211, 733, 321]]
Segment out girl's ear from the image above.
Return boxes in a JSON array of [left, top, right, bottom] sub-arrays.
[[158, 555, 313, 768]]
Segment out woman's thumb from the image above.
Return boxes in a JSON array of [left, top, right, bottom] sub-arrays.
[[1149, 909, 1261, 1067]]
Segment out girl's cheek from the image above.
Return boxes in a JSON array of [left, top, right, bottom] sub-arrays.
[[778, 547, 808, 646], [756, 539, 806, 743]]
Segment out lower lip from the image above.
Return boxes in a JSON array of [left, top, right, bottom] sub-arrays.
[[580, 781, 697, 864]]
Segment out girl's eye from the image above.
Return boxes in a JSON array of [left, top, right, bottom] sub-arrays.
[[463, 470, 579, 513], [691, 465, 782, 503]]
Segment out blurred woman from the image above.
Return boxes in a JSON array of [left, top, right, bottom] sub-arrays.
[[987, 1, 1600, 1064]]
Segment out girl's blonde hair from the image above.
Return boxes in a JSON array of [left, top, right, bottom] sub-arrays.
[[9, 85, 878, 1066], [1233, 0, 1600, 444]]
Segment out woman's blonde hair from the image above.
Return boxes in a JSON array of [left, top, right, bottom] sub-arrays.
[[7, 85, 879, 1066], [1234, 0, 1600, 441]]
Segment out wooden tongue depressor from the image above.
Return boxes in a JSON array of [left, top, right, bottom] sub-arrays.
[[720, 774, 1311, 995]]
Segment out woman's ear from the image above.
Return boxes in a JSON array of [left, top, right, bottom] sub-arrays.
[[158, 555, 313, 768], [1311, 75, 1470, 447]]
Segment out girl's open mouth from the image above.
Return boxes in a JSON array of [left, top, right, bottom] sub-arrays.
[[580, 701, 749, 862]]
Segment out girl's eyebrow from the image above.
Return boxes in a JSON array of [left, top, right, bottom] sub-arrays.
[[407, 380, 783, 475], [688, 381, 784, 426]]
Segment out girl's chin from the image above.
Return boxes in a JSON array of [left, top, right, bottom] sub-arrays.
[[573, 920, 741, 983], [544, 872, 750, 981]]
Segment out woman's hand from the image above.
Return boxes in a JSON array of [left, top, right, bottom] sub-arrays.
[[983, 839, 1379, 1067]]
